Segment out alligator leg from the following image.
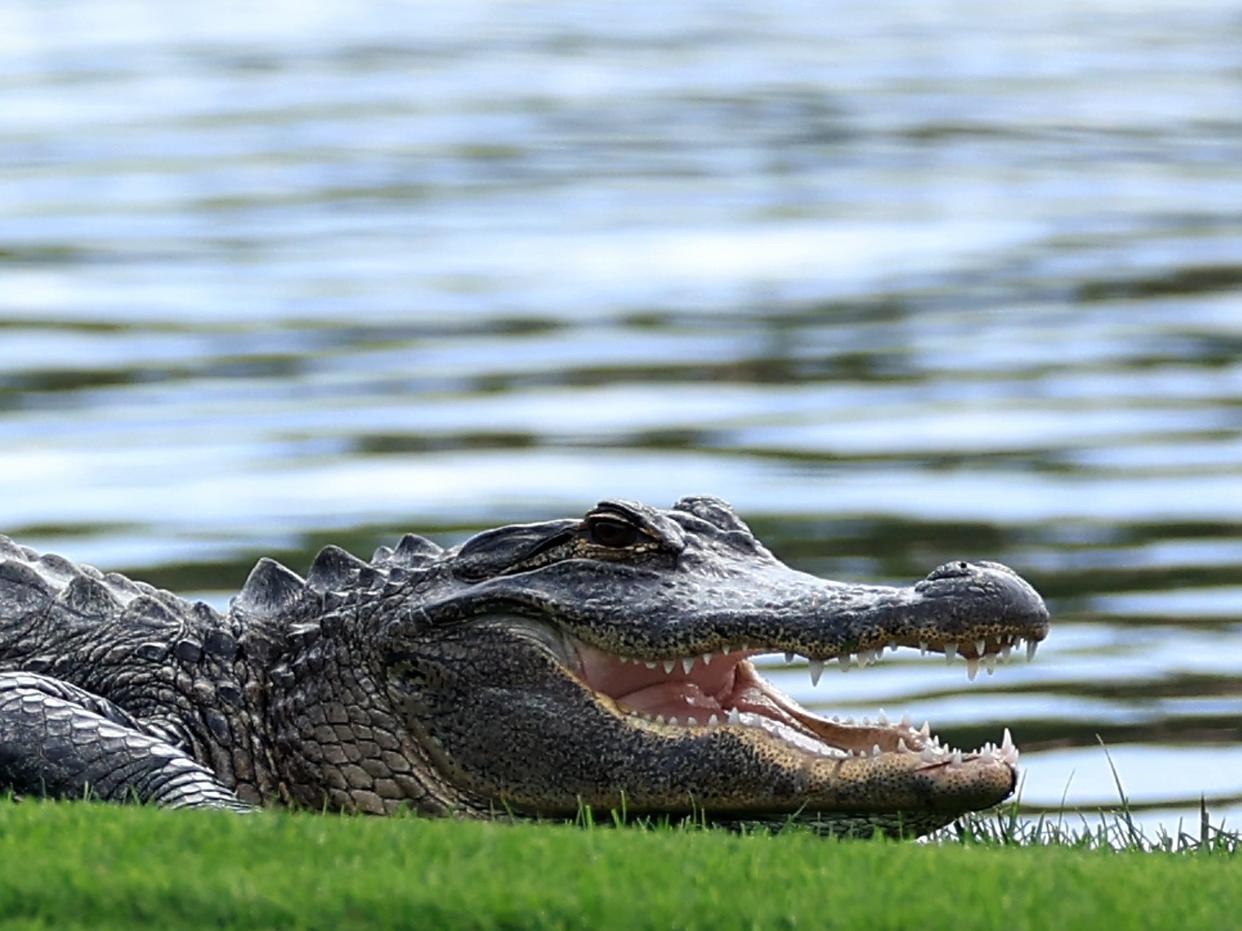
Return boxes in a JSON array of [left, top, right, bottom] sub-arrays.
[[0, 672, 250, 811]]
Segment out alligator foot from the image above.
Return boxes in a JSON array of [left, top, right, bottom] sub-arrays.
[[0, 672, 251, 811]]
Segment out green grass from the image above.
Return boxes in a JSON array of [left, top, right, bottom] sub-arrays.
[[0, 802, 1238, 930]]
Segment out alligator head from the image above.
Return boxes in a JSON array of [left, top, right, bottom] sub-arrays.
[[264, 495, 1049, 837]]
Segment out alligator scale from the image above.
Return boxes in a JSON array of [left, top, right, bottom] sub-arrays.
[[0, 496, 1049, 836]]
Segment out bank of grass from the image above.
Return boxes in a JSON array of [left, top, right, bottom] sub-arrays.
[[0, 802, 1238, 930]]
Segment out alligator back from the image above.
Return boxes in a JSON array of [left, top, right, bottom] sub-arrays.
[[0, 534, 262, 802]]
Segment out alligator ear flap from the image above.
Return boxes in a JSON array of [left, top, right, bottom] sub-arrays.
[[306, 545, 370, 593], [453, 518, 579, 581], [234, 558, 311, 619], [392, 533, 442, 567]]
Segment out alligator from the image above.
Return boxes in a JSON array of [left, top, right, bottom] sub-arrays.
[[0, 496, 1049, 837]]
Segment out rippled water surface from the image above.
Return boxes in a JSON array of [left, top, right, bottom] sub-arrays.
[[2, 0, 1240, 833]]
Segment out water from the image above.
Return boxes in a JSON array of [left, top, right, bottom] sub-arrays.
[[2, 0, 1240, 834]]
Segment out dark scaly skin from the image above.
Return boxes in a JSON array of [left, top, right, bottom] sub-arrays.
[[0, 496, 1050, 836]]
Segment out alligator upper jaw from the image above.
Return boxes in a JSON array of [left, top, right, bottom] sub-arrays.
[[568, 636, 1020, 769]]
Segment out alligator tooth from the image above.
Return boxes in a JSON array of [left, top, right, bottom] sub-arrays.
[[888, 641, 898, 653], [872, 745, 882, 757], [1000, 644, 1012, 663], [919, 641, 928, 656], [643, 660, 658, 669], [844, 716, 855, 725], [738, 643, 750, 653], [784, 652, 796, 664], [862, 717, 871, 726], [920, 747, 938, 762], [667, 716, 679, 725], [944, 642, 958, 664], [877, 709, 889, 725], [707, 714, 719, 725], [984, 653, 998, 675], [1026, 639, 1038, 662], [702, 652, 714, 666], [681, 657, 695, 674], [951, 749, 963, 767], [920, 721, 930, 738], [965, 657, 980, 681], [838, 653, 852, 671], [662, 659, 675, 674], [727, 708, 741, 725], [900, 713, 912, 728], [720, 645, 732, 656], [1002, 727, 1014, 752], [808, 659, 824, 686], [687, 716, 698, 726], [975, 639, 986, 657], [897, 738, 908, 752], [655, 714, 666, 724]]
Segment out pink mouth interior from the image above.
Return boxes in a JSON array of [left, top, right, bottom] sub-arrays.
[[566, 635, 1020, 771], [575, 642, 780, 720]]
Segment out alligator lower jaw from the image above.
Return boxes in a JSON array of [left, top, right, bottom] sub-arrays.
[[569, 638, 1020, 771]]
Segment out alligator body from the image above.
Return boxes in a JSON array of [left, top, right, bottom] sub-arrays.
[[0, 497, 1049, 836]]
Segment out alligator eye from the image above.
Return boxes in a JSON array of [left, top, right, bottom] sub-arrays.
[[586, 517, 640, 549]]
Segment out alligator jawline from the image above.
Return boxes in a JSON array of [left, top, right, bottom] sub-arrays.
[[562, 633, 1020, 770]]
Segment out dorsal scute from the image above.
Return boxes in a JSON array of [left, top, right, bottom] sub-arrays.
[[1, 543, 195, 629], [123, 593, 181, 627], [35, 552, 82, 586], [393, 533, 442, 567], [0, 535, 36, 562], [56, 574, 121, 618], [0, 558, 55, 614], [102, 571, 142, 600], [306, 545, 370, 594], [233, 557, 313, 619]]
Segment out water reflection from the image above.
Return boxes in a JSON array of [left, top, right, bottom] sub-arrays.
[[1, 0, 1240, 830]]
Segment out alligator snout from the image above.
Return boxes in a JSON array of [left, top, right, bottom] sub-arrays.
[[914, 559, 1050, 647]]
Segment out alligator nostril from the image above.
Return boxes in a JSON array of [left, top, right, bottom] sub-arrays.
[[924, 561, 974, 582]]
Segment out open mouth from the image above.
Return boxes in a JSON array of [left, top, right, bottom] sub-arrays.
[[568, 636, 1026, 770]]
